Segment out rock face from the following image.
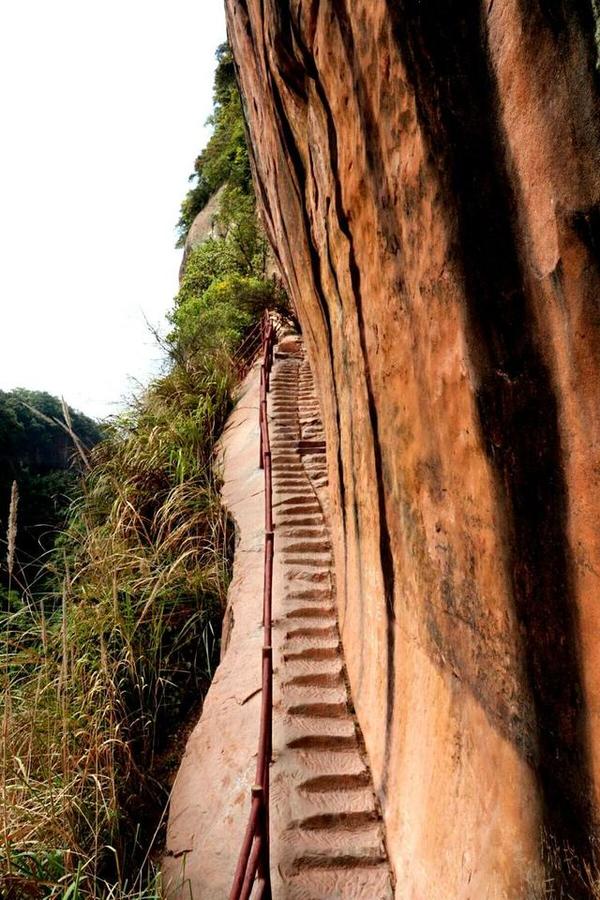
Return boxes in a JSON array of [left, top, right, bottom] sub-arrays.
[[178, 186, 226, 278], [225, 1, 600, 895]]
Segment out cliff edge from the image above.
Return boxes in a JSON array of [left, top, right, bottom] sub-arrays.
[[225, 2, 600, 895]]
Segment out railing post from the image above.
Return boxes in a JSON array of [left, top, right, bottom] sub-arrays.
[[263, 532, 274, 637], [260, 402, 268, 472], [259, 418, 264, 470], [263, 449, 272, 529], [265, 335, 271, 392], [259, 365, 265, 470], [254, 709, 272, 899], [230, 310, 276, 900]]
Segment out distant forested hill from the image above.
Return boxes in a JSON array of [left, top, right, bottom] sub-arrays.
[[0, 389, 102, 593]]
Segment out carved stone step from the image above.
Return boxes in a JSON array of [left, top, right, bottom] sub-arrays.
[[267, 347, 393, 900], [283, 555, 333, 567], [281, 540, 331, 553], [284, 607, 336, 621], [285, 864, 393, 899], [284, 822, 387, 869], [283, 712, 356, 742]]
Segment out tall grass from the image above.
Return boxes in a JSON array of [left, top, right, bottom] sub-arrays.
[[0, 345, 248, 898], [0, 35, 285, 893]]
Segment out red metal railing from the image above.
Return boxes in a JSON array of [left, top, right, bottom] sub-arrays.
[[233, 319, 266, 381], [229, 312, 275, 900]]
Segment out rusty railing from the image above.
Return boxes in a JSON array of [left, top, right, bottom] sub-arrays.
[[229, 312, 275, 900]]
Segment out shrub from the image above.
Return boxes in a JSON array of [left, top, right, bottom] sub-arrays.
[[170, 272, 279, 358]]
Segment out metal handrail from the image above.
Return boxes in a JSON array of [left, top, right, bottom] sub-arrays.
[[229, 311, 275, 900], [233, 319, 266, 381]]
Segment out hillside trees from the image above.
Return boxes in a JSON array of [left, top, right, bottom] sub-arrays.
[[0, 389, 102, 603]]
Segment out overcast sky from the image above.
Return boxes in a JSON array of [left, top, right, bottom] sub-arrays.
[[0, 1, 227, 419]]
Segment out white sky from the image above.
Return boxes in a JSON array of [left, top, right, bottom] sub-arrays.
[[0, 1, 227, 419]]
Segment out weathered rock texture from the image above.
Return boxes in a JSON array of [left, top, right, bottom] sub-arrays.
[[225, 1, 600, 895], [178, 186, 226, 278], [163, 365, 266, 898]]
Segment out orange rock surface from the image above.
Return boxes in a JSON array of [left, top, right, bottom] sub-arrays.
[[225, 1, 600, 894]]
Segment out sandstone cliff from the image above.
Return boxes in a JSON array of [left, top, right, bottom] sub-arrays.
[[225, 2, 600, 895]]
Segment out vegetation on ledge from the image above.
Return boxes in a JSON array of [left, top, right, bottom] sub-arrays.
[[176, 43, 251, 248]]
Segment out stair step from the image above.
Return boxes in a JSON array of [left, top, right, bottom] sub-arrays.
[[277, 517, 324, 527], [285, 623, 337, 640], [284, 657, 341, 681], [285, 588, 332, 601], [285, 822, 387, 868], [284, 644, 340, 662], [287, 702, 347, 718], [284, 712, 355, 741], [285, 574, 332, 589], [285, 865, 393, 899], [277, 490, 315, 498], [284, 684, 348, 708], [284, 606, 336, 620], [285, 669, 342, 688], [267, 354, 393, 898], [286, 569, 330, 583], [280, 527, 328, 538], [299, 772, 371, 792], [282, 540, 331, 553], [292, 808, 379, 832], [288, 748, 368, 780], [287, 566, 331, 584], [277, 494, 316, 503], [277, 512, 323, 521], [276, 499, 321, 510], [283, 555, 332, 567], [288, 732, 358, 752]]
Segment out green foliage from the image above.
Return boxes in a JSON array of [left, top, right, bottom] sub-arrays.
[[1, 37, 287, 900], [170, 273, 254, 356], [0, 390, 102, 594], [176, 44, 251, 246], [171, 267, 283, 359], [0, 341, 240, 899], [172, 179, 287, 362], [0, 390, 100, 470]]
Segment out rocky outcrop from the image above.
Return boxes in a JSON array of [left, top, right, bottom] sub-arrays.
[[178, 186, 226, 278], [225, 2, 600, 895]]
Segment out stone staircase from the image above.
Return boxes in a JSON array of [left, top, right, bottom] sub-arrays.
[[269, 340, 393, 899]]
